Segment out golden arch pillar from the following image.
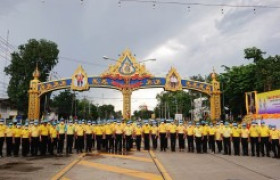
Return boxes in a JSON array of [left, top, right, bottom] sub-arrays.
[[210, 70, 222, 121], [122, 88, 132, 120], [28, 66, 41, 120]]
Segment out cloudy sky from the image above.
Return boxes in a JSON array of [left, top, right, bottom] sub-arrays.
[[0, 0, 280, 113]]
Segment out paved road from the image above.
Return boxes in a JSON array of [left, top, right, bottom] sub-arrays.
[[0, 149, 279, 180]]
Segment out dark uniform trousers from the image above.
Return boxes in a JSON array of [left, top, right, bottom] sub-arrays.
[[105, 135, 114, 152], [250, 137, 259, 156], [151, 134, 158, 150], [216, 140, 222, 153], [187, 135, 194, 152], [232, 137, 240, 155], [125, 135, 132, 151], [260, 137, 270, 157], [115, 134, 122, 152], [144, 134, 150, 150], [178, 133, 185, 149], [85, 134, 92, 152], [271, 139, 280, 158], [31, 137, 39, 156], [96, 135, 103, 151], [136, 135, 142, 151], [202, 136, 208, 153], [58, 134, 65, 154], [0, 137, 4, 156], [76, 136, 84, 153], [40, 136, 48, 155], [92, 137, 95, 150], [223, 137, 231, 155], [49, 138, 57, 155], [241, 138, 248, 156], [170, 133, 176, 152], [195, 137, 202, 153], [160, 133, 167, 151], [208, 135, 215, 153], [14, 137, 20, 156], [22, 138, 30, 156], [67, 134, 74, 154]]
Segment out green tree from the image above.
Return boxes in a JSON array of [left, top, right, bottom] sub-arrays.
[[51, 90, 74, 118], [4, 39, 59, 114]]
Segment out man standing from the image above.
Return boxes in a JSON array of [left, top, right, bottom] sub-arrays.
[[201, 121, 209, 153], [57, 118, 66, 156], [186, 121, 194, 152], [39, 120, 49, 156], [241, 123, 249, 156], [104, 121, 114, 153], [66, 120, 75, 154], [5, 123, 14, 156], [194, 122, 202, 153], [134, 123, 142, 151], [222, 122, 232, 155], [114, 121, 123, 153], [177, 121, 186, 152], [95, 122, 104, 151], [21, 122, 31, 157], [231, 123, 241, 156], [75, 121, 84, 153], [270, 125, 280, 158], [13, 122, 22, 157], [158, 121, 167, 151], [31, 120, 40, 156], [259, 121, 270, 157], [0, 119, 6, 157], [142, 121, 151, 150], [208, 123, 216, 153], [215, 122, 223, 153], [151, 122, 158, 150], [124, 121, 133, 152], [169, 121, 177, 152], [249, 121, 260, 157], [49, 122, 58, 155]]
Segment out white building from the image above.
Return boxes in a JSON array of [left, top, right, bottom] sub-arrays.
[[0, 98, 18, 119]]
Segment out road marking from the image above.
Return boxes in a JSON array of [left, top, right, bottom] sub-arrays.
[[51, 153, 85, 180], [149, 150, 173, 180], [78, 160, 163, 180], [99, 153, 153, 163], [60, 177, 71, 180], [131, 148, 148, 153]]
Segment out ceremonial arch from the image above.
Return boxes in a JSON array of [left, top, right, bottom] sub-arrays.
[[28, 49, 221, 121]]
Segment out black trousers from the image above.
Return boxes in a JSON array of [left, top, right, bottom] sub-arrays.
[[14, 137, 20, 156], [125, 135, 132, 151], [76, 136, 84, 153], [67, 135, 74, 154], [22, 138, 30, 156], [31, 137, 39, 156], [241, 138, 248, 156], [195, 137, 202, 153], [202, 136, 208, 153], [232, 137, 240, 155], [160, 133, 166, 151], [96, 135, 103, 151], [170, 133, 176, 152], [216, 140, 222, 153], [105, 135, 114, 152], [178, 134, 185, 149], [49, 138, 57, 155], [92, 137, 95, 150], [208, 135, 215, 153], [58, 134, 65, 154], [271, 139, 280, 158], [260, 137, 270, 156], [136, 135, 142, 151], [152, 134, 158, 150], [115, 134, 122, 152], [6, 137, 13, 156], [0, 137, 4, 156], [40, 136, 48, 155], [85, 134, 92, 152], [223, 137, 231, 155], [144, 134, 150, 150], [250, 137, 259, 156], [187, 135, 194, 152]]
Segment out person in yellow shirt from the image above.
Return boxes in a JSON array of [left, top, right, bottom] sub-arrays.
[[151, 122, 158, 150], [95, 122, 104, 151], [104, 121, 113, 153], [201, 121, 209, 153], [259, 121, 270, 157], [21, 122, 31, 156], [222, 122, 232, 155], [84, 120, 92, 153], [75, 121, 84, 153], [142, 121, 151, 150], [66, 120, 75, 154], [269, 125, 279, 158], [208, 123, 216, 153], [169, 121, 177, 152], [5, 122, 14, 156], [186, 121, 194, 152], [91, 121, 96, 150], [215, 122, 223, 153], [39, 119, 49, 156], [241, 123, 249, 156], [0, 119, 6, 157], [57, 118, 66, 155], [133, 123, 142, 151], [158, 120, 167, 151], [249, 121, 260, 157], [123, 121, 133, 152], [231, 123, 241, 156], [194, 122, 203, 153], [49, 122, 58, 155], [13, 122, 22, 157], [31, 120, 40, 156], [114, 121, 123, 153], [177, 121, 186, 151]]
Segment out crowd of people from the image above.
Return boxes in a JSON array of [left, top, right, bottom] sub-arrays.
[[0, 118, 279, 159]]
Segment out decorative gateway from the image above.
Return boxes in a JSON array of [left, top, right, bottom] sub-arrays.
[[71, 65, 90, 91]]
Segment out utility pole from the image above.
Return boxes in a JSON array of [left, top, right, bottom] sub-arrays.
[[165, 102, 167, 119]]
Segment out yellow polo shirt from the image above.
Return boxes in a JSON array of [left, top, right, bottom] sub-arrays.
[[5, 128, 13, 137], [270, 130, 280, 140], [14, 128, 22, 138], [151, 126, 158, 135], [134, 127, 142, 135], [21, 128, 30, 138], [202, 126, 209, 136], [115, 125, 123, 135], [124, 126, 133, 136], [75, 125, 84, 136], [169, 124, 177, 133], [40, 125, 49, 136], [187, 126, 194, 136], [215, 127, 222, 140], [31, 126, 40, 137], [49, 126, 58, 138], [142, 125, 151, 134], [158, 124, 166, 133], [231, 128, 241, 137], [0, 125, 6, 137], [104, 125, 113, 135], [177, 125, 185, 134], [67, 125, 75, 135], [194, 127, 202, 137], [249, 126, 259, 137], [222, 127, 232, 138], [241, 128, 249, 138], [259, 126, 270, 137], [208, 127, 216, 135], [94, 126, 104, 135]]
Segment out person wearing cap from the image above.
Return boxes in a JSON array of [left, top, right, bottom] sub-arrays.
[[75, 121, 85, 153], [151, 122, 158, 150], [201, 121, 209, 153], [222, 122, 232, 155], [249, 121, 260, 156], [84, 120, 93, 153], [169, 120, 177, 152], [186, 121, 194, 152], [133, 123, 142, 151], [39, 120, 49, 156], [0, 119, 6, 157], [31, 120, 40, 156], [57, 119, 66, 155], [66, 120, 75, 154], [94, 122, 104, 151], [177, 121, 186, 152], [269, 125, 280, 158], [231, 123, 241, 156], [114, 121, 123, 153], [91, 121, 97, 150], [13, 122, 22, 157], [124, 121, 133, 152], [241, 123, 249, 156], [21, 123, 31, 156], [104, 121, 114, 153], [194, 122, 203, 153], [259, 121, 270, 157], [208, 123, 216, 153], [5, 123, 14, 156], [158, 120, 167, 151], [142, 121, 151, 150], [215, 122, 223, 153], [49, 122, 58, 155]]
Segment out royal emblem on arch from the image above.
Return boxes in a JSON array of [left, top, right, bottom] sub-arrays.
[[165, 67, 182, 91], [71, 65, 89, 91]]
